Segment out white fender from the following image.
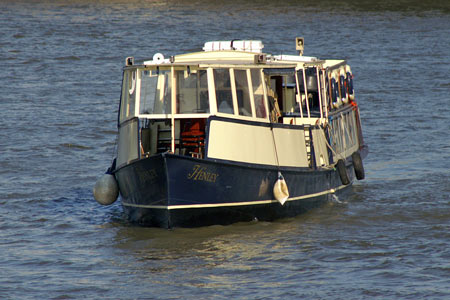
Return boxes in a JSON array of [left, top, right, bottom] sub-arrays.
[[93, 174, 119, 206], [273, 172, 289, 205]]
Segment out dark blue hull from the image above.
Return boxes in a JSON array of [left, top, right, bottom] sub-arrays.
[[114, 154, 356, 228]]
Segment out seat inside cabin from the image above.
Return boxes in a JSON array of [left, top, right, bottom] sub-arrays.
[[140, 118, 207, 158], [180, 118, 206, 158]]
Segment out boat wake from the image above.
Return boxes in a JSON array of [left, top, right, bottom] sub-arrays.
[[331, 194, 347, 205]]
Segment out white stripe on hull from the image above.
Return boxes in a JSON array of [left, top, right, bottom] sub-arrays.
[[121, 184, 348, 210]]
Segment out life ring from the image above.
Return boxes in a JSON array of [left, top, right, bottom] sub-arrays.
[[346, 65, 355, 101], [325, 74, 333, 110], [339, 67, 349, 104], [351, 151, 365, 180], [330, 71, 341, 109], [153, 53, 165, 64], [336, 159, 350, 185]]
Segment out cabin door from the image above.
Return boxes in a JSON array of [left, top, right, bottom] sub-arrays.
[[266, 74, 297, 122]]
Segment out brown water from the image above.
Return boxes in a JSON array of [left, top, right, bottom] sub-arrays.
[[1, 0, 449, 299]]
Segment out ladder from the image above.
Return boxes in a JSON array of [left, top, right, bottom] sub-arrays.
[[304, 125, 313, 167]]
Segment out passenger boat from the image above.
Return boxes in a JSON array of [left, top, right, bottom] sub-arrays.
[[93, 38, 368, 228]]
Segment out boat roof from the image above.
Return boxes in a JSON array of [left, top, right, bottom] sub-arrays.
[[129, 40, 346, 69]]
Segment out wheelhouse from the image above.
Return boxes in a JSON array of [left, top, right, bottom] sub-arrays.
[[116, 43, 361, 171]]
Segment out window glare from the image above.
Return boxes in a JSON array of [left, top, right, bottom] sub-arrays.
[[251, 69, 267, 118], [234, 70, 251, 117], [176, 70, 209, 114], [214, 69, 233, 114]]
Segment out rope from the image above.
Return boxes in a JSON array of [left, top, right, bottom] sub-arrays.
[[319, 124, 345, 163], [270, 123, 281, 170]]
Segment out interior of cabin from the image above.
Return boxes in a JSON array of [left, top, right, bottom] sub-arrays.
[[118, 63, 334, 167]]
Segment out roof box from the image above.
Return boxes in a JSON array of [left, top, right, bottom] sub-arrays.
[[203, 40, 264, 53]]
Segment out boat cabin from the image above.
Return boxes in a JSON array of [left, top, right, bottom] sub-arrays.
[[116, 40, 361, 171]]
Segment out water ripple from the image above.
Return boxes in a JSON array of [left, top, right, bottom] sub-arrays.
[[0, 1, 449, 299]]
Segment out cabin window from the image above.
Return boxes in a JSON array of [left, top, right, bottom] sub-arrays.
[[297, 68, 320, 116], [139, 69, 171, 115], [120, 69, 137, 122], [139, 70, 157, 114], [214, 69, 233, 114], [234, 69, 252, 117], [251, 69, 266, 118], [117, 118, 139, 167], [176, 69, 209, 114], [306, 68, 320, 111]]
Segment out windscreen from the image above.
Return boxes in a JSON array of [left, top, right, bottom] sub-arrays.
[[139, 69, 171, 115]]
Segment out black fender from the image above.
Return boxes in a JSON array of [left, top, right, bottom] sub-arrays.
[[336, 159, 350, 185], [352, 152, 365, 180]]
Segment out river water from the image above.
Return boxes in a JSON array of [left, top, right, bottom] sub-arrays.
[[1, 0, 449, 299]]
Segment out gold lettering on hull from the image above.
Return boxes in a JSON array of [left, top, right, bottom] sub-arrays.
[[187, 165, 219, 183]]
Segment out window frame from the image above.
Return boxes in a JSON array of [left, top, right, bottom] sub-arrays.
[[121, 65, 271, 123]]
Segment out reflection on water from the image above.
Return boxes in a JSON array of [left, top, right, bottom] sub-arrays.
[[111, 203, 346, 266]]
